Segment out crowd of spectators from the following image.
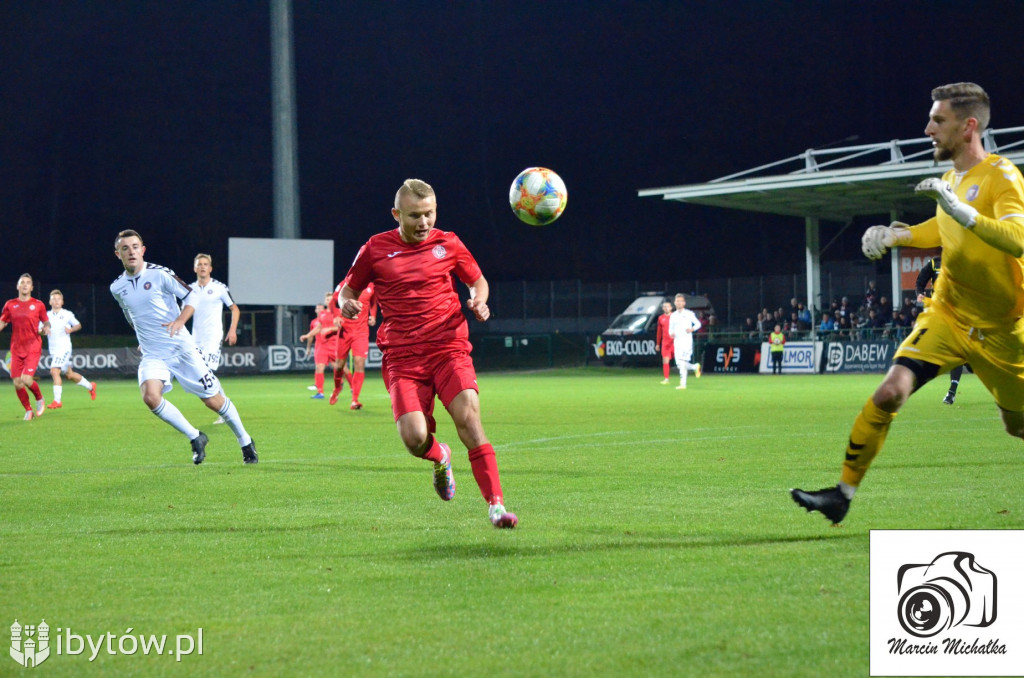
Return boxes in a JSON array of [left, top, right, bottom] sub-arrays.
[[743, 282, 920, 342]]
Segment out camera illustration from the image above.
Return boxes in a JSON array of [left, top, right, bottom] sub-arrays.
[[896, 551, 997, 638]]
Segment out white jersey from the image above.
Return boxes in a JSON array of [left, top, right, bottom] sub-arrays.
[[46, 308, 80, 355], [669, 308, 701, 353], [110, 263, 199, 358], [189, 278, 235, 350]]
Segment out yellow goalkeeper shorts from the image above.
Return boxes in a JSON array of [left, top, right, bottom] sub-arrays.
[[895, 300, 1024, 411]]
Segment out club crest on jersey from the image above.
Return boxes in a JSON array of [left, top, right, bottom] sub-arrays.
[[28, 304, 36, 311], [432, 245, 447, 260], [966, 184, 980, 202], [207, 289, 214, 294], [144, 282, 152, 290]]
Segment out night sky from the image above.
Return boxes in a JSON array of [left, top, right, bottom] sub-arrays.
[[4, 1, 1024, 291]]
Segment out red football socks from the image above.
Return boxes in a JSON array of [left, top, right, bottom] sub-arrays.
[[421, 435, 446, 463], [351, 372, 365, 401], [314, 372, 324, 393], [16, 387, 31, 411], [468, 443, 503, 504]]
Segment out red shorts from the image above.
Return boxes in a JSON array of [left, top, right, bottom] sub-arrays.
[[314, 338, 338, 365], [381, 344, 479, 421], [337, 331, 370, 360], [660, 340, 674, 358], [10, 350, 42, 378]]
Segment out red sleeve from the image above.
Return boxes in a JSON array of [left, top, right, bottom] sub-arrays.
[[346, 240, 374, 292], [36, 303, 49, 324], [0, 302, 9, 323], [328, 283, 342, 313], [450, 234, 482, 285]]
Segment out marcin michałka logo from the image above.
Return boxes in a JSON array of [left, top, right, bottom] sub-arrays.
[[896, 552, 996, 639], [870, 531, 1022, 677]]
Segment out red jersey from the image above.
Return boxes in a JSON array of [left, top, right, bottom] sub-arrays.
[[331, 280, 377, 337], [345, 228, 482, 350], [1, 297, 48, 353], [656, 314, 673, 348], [315, 309, 341, 348]]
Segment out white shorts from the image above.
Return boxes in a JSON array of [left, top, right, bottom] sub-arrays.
[[138, 346, 221, 399], [674, 341, 694, 364], [197, 343, 222, 372], [49, 350, 73, 373]]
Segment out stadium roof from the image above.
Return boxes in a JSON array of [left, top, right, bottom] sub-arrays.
[[638, 126, 1024, 222]]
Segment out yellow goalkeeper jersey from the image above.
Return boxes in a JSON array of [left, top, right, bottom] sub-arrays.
[[908, 153, 1024, 328]]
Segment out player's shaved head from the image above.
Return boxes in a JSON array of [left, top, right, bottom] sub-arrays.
[[395, 179, 435, 210], [932, 82, 990, 131]]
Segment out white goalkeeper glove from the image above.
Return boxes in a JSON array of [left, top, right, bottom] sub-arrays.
[[915, 178, 978, 228], [861, 222, 911, 260]]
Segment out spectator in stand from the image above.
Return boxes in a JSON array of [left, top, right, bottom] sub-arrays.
[[837, 311, 852, 338], [786, 311, 800, 337], [901, 296, 917, 317], [855, 311, 870, 339], [705, 314, 719, 338], [757, 311, 771, 337], [864, 281, 879, 308], [797, 302, 812, 329], [876, 296, 893, 324], [838, 296, 854, 320], [745, 316, 758, 340], [820, 312, 836, 333], [869, 309, 888, 338]]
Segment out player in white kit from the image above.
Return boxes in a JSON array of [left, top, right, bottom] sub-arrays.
[[668, 293, 703, 390], [190, 253, 240, 424], [110, 230, 257, 465], [45, 289, 97, 408]]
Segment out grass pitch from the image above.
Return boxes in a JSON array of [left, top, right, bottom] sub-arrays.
[[1, 369, 1020, 676]]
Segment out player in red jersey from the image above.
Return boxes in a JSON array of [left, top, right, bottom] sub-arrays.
[[299, 295, 342, 399], [329, 275, 377, 408], [655, 300, 674, 384], [340, 178, 517, 528], [0, 274, 51, 420]]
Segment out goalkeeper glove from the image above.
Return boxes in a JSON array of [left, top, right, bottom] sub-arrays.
[[915, 178, 978, 228], [861, 222, 911, 260]]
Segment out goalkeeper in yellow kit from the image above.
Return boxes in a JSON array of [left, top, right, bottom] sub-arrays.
[[793, 82, 1024, 524]]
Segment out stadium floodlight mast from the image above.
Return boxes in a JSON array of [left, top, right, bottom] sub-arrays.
[[270, 0, 300, 343]]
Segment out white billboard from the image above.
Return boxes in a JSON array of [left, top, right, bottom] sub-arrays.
[[227, 237, 334, 306]]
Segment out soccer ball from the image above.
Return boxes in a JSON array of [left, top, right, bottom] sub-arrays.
[[509, 167, 568, 226]]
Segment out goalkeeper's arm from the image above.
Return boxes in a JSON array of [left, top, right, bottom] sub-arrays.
[[915, 177, 1024, 257], [968, 214, 1024, 258], [861, 222, 913, 260]]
